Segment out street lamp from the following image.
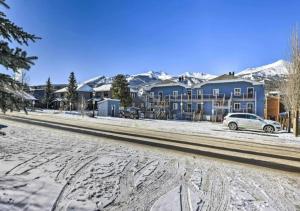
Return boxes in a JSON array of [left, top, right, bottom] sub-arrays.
[[32, 100, 35, 111], [92, 91, 96, 117]]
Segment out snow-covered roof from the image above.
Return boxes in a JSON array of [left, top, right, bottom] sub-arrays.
[[144, 82, 190, 91], [97, 98, 120, 104], [15, 90, 37, 101], [55, 84, 93, 93], [192, 78, 263, 88], [55, 87, 68, 93], [93, 84, 112, 92], [77, 84, 93, 92]]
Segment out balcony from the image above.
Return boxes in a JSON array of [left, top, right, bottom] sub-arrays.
[[146, 92, 256, 103]]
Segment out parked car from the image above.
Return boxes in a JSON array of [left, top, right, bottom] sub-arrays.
[[119, 107, 140, 119], [223, 113, 281, 133]]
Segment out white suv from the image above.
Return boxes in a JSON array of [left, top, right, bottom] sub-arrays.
[[223, 113, 281, 133]]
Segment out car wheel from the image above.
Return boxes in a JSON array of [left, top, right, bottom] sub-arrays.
[[228, 122, 238, 130], [264, 125, 275, 133]]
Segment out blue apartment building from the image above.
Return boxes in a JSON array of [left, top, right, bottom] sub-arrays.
[[144, 74, 265, 121]]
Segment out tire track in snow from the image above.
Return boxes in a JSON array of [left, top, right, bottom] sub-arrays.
[[5, 152, 45, 176], [51, 156, 98, 211]]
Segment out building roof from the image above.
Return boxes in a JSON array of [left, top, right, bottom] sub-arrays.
[[77, 84, 93, 92], [55, 84, 93, 93], [192, 78, 263, 88], [15, 90, 37, 101], [55, 87, 68, 93], [144, 81, 190, 91], [93, 84, 112, 92], [209, 73, 238, 81], [97, 98, 120, 104]]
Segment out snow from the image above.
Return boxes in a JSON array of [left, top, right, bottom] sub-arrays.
[[0, 119, 300, 210], [182, 72, 217, 80], [77, 84, 93, 92], [237, 60, 289, 78], [81, 75, 105, 85], [93, 83, 112, 92], [129, 70, 173, 81], [55, 84, 93, 93], [22, 110, 300, 147]]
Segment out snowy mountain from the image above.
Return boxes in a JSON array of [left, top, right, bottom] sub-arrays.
[[182, 72, 217, 80], [80, 70, 215, 90], [237, 60, 289, 80], [236, 60, 289, 92]]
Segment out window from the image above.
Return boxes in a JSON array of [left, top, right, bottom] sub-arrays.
[[234, 103, 240, 111], [187, 90, 192, 99], [173, 91, 178, 98], [213, 89, 219, 96], [234, 88, 241, 96], [247, 103, 254, 113], [197, 103, 202, 111], [150, 92, 154, 98], [197, 90, 202, 99], [173, 103, 178, 110], [187, 103, 192, 112], [247, 114, 257, 119], [247, 87, 254, 98], [230, 114, 247, 119], [158, 92, 163, 100]]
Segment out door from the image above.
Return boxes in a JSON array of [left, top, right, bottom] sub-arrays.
[[247, 87, 254, 98], [247, 103, 254, 113], [158, 92, 163, 101], [111, 105, 115, 117]]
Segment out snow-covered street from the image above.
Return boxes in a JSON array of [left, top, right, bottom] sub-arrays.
[[0, 119, 300, 211]]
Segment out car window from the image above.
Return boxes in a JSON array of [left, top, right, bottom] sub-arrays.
[[230, 114, 247, 119], [248, 114, 257, 120]]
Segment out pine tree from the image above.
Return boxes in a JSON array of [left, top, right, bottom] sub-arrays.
[[44, 77, 54, 109], [0, 0, 40, 113], [66, 72, 77, 110], [111, 74, 132, 107]]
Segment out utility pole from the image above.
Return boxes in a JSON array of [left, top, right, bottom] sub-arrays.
[[92, 91, 96, 117]]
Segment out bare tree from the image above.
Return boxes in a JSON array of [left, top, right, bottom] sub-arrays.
[[282, 27, 300, 136]]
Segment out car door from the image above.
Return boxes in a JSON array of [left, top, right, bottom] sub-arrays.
[[247, 114, 258, 129], [235, 114, 248, 128], [247, 114, 263, 130]]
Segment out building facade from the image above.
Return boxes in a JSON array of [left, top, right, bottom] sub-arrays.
[[144, 77, 265, 121]]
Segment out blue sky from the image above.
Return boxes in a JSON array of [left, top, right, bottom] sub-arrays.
[[1, 0, 300, 85]]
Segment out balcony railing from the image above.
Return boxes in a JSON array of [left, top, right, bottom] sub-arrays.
[[146, 92, 255, 103]]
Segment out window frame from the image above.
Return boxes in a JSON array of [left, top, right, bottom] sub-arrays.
[[234, 103, 240, 111], [173, 91, 178, 98], [173, 103, 178, 110], [234, 88, 241, 96], [213, 89, 219, 97], [150, 92, 154, 98]]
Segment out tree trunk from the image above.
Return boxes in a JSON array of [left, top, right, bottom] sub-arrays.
[[288, 111, 291, 133], [293, 110, 299, 137]]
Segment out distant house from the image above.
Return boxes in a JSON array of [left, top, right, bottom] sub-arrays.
[[144, 73, 265, 121], [143, 80, 190, 119], [93, 84, 112, 99], [97, 98, 120, 117], [93, 84, 140, 107], [29, 84, 66, 107], [193, 75, 264, 121], [54, 84, 93, 110]]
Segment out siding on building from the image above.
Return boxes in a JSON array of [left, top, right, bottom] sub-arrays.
[[144, 79, 265, 121], [97, 99, 120, 117]]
